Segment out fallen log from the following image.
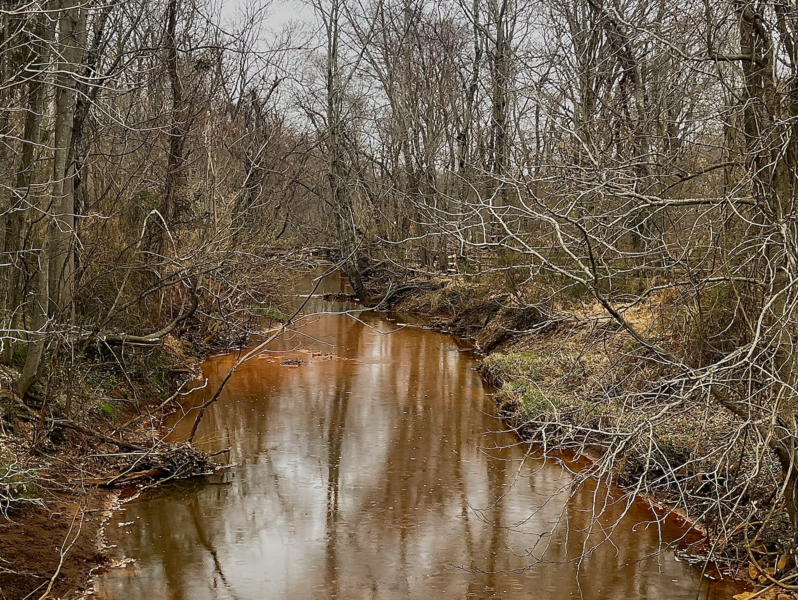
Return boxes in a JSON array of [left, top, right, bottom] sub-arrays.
[[51, 419, 147, 452], [382, 280, 447, 306], [13, 395, 147, 452]]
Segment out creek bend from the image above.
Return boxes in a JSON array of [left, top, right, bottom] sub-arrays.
[[95, 272, 741, 600]]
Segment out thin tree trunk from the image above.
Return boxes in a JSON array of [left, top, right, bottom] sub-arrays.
[[324, 0, 365, 298], [162, 0, 188, 233], [48, 0, 86, 318], [2, 33, 49, 365], [15, 233, 50, 397]]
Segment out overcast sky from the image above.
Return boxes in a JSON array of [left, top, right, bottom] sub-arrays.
[[219, 0, 315, 34]]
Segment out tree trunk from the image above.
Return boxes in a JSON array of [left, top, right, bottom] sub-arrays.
[[48, 0, 86, 318], [323, 0, 365, 298], [15, 233, 50, 398], [162, 0, 188, 234], [1, 31, 49, 365]]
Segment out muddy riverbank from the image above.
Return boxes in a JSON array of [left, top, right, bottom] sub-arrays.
[[0, 335, 214, 599]]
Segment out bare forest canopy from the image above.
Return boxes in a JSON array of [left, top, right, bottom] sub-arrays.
[[3, 0, 798, 584]]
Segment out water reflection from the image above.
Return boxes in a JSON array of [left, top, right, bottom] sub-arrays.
[[96, 272, 740, 600]]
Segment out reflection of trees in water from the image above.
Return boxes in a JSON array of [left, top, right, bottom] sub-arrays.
[[186, 495, 240, 600], [462, 451, 712, 599], [102, 311, 730, 600], [116, 482, 234, 600], [323, 370, 350, 599]]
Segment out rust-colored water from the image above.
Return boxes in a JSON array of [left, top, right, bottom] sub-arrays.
[[95, 271, 741, 599]]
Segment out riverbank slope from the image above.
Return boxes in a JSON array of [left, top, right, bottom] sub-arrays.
[[0, 334, 216, 599], [367, 269, 781, 593]]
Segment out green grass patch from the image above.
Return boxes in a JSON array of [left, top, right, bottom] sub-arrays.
[[96, 400, 117, 420], [496, 378, 615, 430], [516, 384, 565, 421], [247, 305, 286, 321], [482, 351, 546, 382]]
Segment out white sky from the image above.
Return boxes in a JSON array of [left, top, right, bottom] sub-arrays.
[[266, 0, 315, 30], [219, 0, 316, 34]]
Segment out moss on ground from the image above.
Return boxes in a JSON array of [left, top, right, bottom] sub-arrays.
[[0, 459, 42, 511]]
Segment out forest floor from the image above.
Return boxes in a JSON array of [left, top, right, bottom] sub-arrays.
[[365, 269, 781, 598]]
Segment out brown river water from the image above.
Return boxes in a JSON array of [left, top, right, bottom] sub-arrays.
[[94, 271, 742, 600]]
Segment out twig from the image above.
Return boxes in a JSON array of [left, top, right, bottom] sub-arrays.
[[187, 267, 334, 442]]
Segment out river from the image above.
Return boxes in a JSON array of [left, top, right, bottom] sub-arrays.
[[94, 270, 742, 599]]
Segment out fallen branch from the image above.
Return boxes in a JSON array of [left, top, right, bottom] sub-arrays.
[[36, 503, 85, 600], [86, 468, 167, 487], [51, 420, 147, 452], [86, 444, 219, 487], [187, 270, 331, 442], [14, 395, 147, 452], [97, 293, 199, 345], [381, 280, 446, 306]]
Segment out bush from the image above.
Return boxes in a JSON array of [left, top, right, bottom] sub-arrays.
[[82, 369, 118, 397], [130, 347, 172, 390]]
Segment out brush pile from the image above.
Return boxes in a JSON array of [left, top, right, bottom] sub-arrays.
[[94, 443, 223, 487]]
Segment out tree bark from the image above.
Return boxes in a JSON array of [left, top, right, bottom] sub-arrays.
[[48, 0, 87, 318], [162, 0, 188, 233], [15, 232, 50, 398], [1, 17, 50, 365]]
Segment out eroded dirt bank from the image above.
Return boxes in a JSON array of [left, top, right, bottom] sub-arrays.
[[0, 335, 216, 600]]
